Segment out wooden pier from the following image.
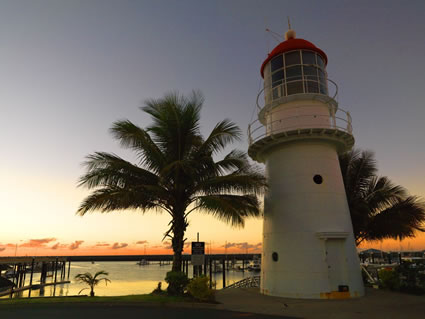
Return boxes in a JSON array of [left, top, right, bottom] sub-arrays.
[[0, 257, 71, 298]]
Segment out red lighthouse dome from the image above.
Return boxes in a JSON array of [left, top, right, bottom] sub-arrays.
[[260, 34, 327, 78]]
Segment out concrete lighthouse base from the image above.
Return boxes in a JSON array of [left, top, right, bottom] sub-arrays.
[[260, 140, 364, 299]]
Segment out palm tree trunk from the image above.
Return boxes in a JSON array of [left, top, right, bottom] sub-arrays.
[[171, 214, 186, 272], [90, 286, 94, 297]]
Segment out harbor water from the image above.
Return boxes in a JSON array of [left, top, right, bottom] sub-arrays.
[[2, 261, 255, 298]]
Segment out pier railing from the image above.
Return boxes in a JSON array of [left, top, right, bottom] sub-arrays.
[[224, 276, 260, 289]]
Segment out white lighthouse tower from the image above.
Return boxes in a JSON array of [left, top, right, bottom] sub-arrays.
[[248, 29, 364, 299]]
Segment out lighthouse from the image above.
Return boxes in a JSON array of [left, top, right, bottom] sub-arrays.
[[248, 28, 364, 299]]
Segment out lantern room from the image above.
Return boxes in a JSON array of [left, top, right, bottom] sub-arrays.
[[261, 31, 330, 105]]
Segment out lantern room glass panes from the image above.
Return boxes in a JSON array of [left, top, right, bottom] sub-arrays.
[[317, 55, 325, 69], [272, 70, 284, 87], [271, 55, 283, 72], [302, 51, 316, 65], [268, 49, 328, 99], [285, 51, 301, 66], [286, 66, 302, 82], [302, 66, 318, 80]]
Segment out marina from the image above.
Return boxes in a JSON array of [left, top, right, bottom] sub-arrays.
[[0, 254, 262, 298], [2, 251, 424, 299]]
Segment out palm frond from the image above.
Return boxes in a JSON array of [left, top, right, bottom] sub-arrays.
[[340, 148, 425, 245], [197, 120, 242, 155], [194, 194, 261, 227], [194, 172, 267, 196], [364, 196, 425, 241], [214, 150, 253, 174], [341, 149, 377, 197], [76, 186, 166, 216], [142, 91, 203, 160], [78, 152, 161, 190], [110, 120, 165, 173], [364, 176, 407, 214]]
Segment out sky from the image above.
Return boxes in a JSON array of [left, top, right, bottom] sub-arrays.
[[1, 0, 424, 256]]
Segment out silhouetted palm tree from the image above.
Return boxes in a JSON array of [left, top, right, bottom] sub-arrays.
[[77, 91, 266, 278], [340, 149, 425, 245], [75, 271, 110, 297]]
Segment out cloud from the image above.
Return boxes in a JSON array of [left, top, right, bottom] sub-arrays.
[[0, 247, 5, 252], [111, 242, 128, 249], [20, 238, 56, 248], [163, 241, 172, 250], [136, 240, 148, 245], [223, 242, 262, 250], [69, 240, 84, 250], [95, 243, 110, 247], [51, 243, 68, 250]]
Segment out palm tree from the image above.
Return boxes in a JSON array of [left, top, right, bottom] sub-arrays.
[[75, 271, 111, 297], [339, 149, 425, 246], [77, 91, 266, 276]]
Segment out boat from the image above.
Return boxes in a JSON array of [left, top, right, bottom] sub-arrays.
[[247, 258, 261, 271], [4, 270, 17, 279], [234, 265, 246, 272], [136, 259, 149, 266]]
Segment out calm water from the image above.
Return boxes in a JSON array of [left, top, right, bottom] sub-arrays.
[[3, 261, 254, 298]]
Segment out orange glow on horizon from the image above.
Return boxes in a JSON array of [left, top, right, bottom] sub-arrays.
[[2, 234, 425, 257], [0, 239, 264, 257]]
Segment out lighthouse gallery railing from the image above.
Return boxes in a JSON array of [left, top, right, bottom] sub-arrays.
[[248, 105, 353, 146], [257, 76, 339, 111]]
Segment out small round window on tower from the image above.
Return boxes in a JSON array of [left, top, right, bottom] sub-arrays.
[[313, 175, 323, 184], [272, 252, 279, 262]]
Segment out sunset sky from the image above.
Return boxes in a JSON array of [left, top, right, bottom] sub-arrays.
[[1, 0, 425, 256]]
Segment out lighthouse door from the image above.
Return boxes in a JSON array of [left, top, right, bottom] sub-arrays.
[[325, 239, 346, 291]]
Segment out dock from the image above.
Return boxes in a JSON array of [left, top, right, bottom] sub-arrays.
[[0, 257, 71, 298]]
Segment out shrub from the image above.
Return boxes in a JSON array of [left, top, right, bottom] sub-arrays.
[[187, 276, 215, 302], [378, 268, 400, 290], [151, 282, 165, 295], [165, 271, 189, 295]]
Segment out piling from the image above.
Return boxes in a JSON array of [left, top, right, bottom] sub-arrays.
[[22, 264, 26, 286], [209, 258, 212, 289], [222, 259, 226, 288], [40, 262, 46, 284], [67, 260, 71, 279], [60, 261, 64, 280], [54, 258, 59, 293], [28, 258, 35, 297]]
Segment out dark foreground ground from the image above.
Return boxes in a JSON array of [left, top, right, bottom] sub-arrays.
[[0, 303, 294, 319], [216, 287, 425, 319], [1, 287, 425, 319]]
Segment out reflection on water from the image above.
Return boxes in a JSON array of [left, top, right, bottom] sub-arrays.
[[2, 261, 252, 298]]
